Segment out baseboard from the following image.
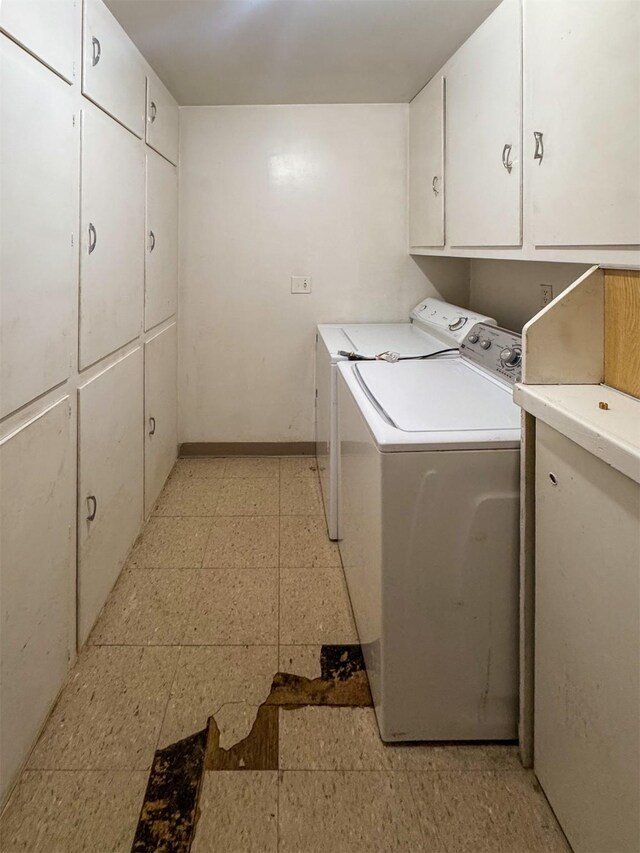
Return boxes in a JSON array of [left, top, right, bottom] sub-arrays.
[[179, 441, 316, 457]]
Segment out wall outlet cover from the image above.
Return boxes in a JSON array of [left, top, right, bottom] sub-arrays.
[[291, 276, 312, 294]]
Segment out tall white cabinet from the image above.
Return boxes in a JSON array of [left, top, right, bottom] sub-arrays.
[[78, 349, 144, 645], [0, 399, 75, 802], [146, 150, 178, 330], [0, 37, 77, 417], [145, 324, 178, 515], [80, 105, 144, 368], [0, 0, 178, 809]]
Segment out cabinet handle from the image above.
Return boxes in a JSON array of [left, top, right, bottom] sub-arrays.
[[88, 223, 97, 254], [502, 143, 513, 174], [149, 230, 156, 252], [149, 416, 156, 436], [432, 176, 440, 196], [534, 131, 544, 162], [149, 101, 157, 123], [87, 495, 97, 521], [549, 473, 558, 486], [91, 36, 101, 67]]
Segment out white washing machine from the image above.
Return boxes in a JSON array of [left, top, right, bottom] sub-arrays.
[[315, 298, 495, 539], [337, 322, 522, 742]]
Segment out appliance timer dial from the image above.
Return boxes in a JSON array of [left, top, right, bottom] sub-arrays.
[[448, 317, 467, 331], [499, 346, 522, 367]]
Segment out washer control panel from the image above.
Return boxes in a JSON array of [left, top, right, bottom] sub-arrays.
[[409, 298, 497, 343], [460, 323, 522, 384]]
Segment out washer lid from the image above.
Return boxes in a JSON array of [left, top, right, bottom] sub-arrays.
[[355, 360, 521, 433], [340, 323, 449, 357]]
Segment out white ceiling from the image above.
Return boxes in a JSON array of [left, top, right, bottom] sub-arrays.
[[104, 0, 500, 105]]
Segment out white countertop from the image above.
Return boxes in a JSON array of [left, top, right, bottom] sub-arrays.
[[514, 383, 640, 485]]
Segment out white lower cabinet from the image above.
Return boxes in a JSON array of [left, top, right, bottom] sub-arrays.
[[78, 348, 143, 645], [145, 150, 178, 331], [409, 75, 445, 248], [525, 0, 640, 247], [80, 104, 144, 370], [0, 0, 80, 83], [446, 0, 522, 247], [145, 324, 178, 515], [0, 37, 77, 418], [0, 398, 75, 805], [535, 422, 640, 852]]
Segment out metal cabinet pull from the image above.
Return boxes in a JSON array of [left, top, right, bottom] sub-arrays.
[[88, 223, 97, 254], [149, 230, 156, 252], [91, 36, 101, 66], [534, 131, 544, 162], [87, 495, 97, 521], [502, 143, 513, 174], [149, 101, 157, 123], [432, 176, 440, 196], [149, 416, 156, 436]]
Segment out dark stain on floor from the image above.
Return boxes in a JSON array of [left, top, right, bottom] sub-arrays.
[[132, 644, 371, 852]]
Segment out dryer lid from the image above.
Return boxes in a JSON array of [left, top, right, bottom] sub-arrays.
[[355, 360, 521, 433]]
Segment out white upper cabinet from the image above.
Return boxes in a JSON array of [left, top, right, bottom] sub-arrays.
[[77, 348, 143, 645], [409, 76, 445, 248], [82, 0, 146, 138], [145, 324, 177, 516], [146, 71, 179, 166], [525, 0, 640, 247], [0, 38, 77, 418], [145, 150, 178, 331], [0, 0, 80, 83], [446, 0, 522, 247], [80, 104, 144, 369], [0, 398, 75, 805]]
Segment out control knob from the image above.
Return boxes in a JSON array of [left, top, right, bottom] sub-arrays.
[[480, 339, 492, 350], [448, 316, 467, 331], [499, 346, 522, 367], [467, 333, 479, 344]]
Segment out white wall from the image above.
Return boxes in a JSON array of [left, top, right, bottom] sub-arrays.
[[469, 259, 591, 332], [178, 104, 469, 444]]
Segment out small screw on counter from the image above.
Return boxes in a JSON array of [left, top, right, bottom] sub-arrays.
[[598, 401, 610, 410]]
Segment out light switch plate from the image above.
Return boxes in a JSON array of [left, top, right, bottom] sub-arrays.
[[291, 276, 312, 294]]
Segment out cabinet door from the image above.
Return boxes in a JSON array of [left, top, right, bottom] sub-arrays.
[[409, 76, 445, 248], [146, 150, 178, 331], [146, 71, 179, 166], [525, 0, 640, 246], [78, 348, 143, 645], [0, 398, 75, 804], [0, 38, 77, 418], [80, 105, 144, 369], [535, 423, 640, 853], [82, 0, 145, 138], [446, 0, 522, 247], [145, 324, 177, 515], [0, 0, 80, 83]]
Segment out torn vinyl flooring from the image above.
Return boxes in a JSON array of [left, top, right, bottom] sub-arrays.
[[132, 645, 372, 852]]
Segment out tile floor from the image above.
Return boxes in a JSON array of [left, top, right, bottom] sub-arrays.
[[0, 456, 571, 853]]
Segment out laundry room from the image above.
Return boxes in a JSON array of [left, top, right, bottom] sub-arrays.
[[1, 1, 639, 852]]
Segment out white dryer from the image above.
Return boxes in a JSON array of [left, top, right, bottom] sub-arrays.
[[337, 322, 522, 742], [315, 298, 495, 539]]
